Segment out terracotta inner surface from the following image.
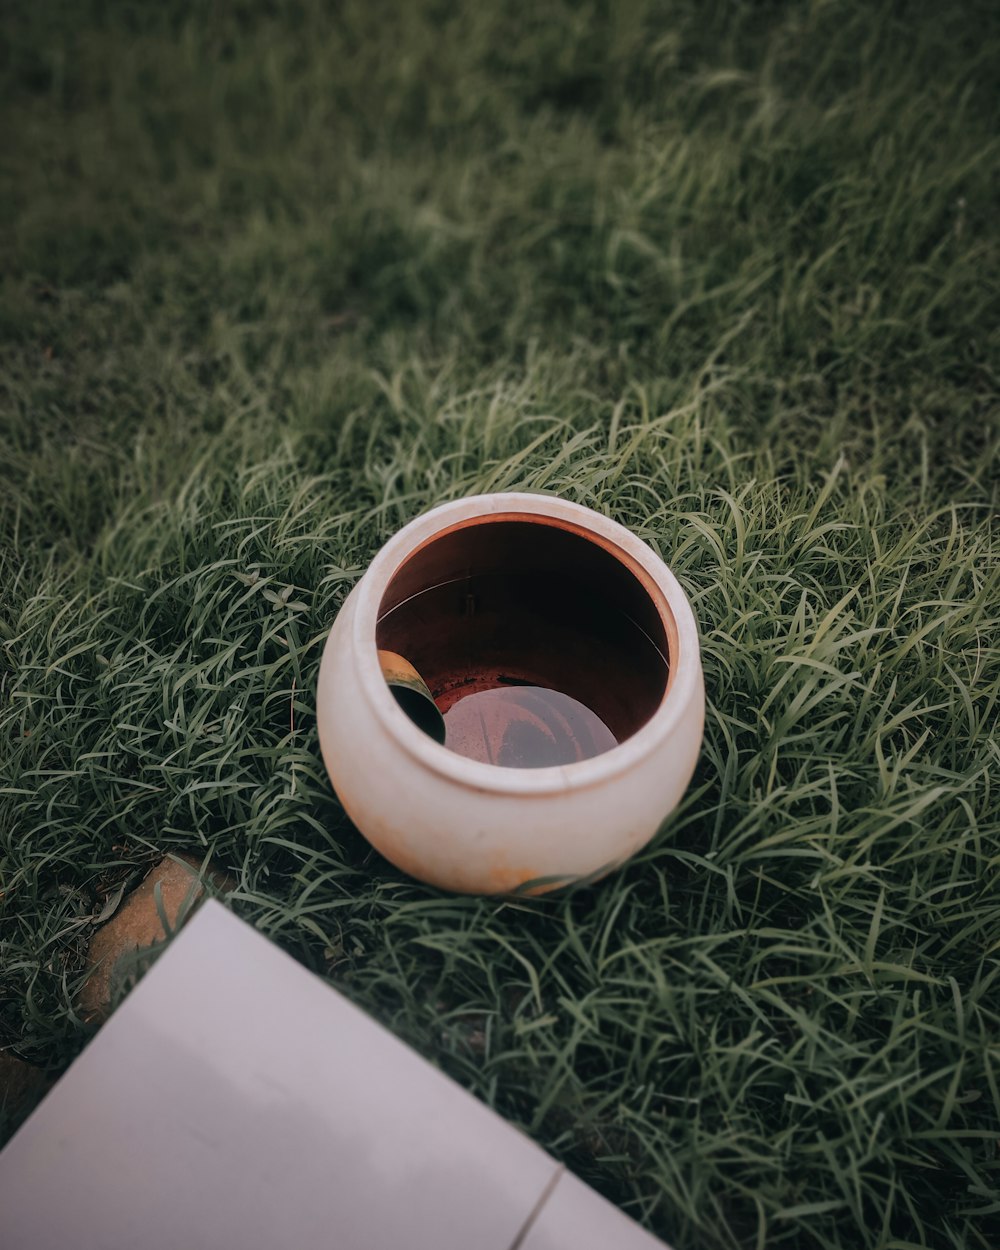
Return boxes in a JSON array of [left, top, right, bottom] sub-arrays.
[[375, 518, 671, 767]]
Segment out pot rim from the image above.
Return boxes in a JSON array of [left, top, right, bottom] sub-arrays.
[[350, 492, 701, 796]]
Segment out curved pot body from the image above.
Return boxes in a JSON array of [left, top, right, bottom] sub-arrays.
[[316, 493, 704, 894]]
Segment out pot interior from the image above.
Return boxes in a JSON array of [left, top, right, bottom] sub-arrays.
[[376, 517, 670, 768]]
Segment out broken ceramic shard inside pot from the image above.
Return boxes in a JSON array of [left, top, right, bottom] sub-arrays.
[[377, 648, 447, 744]]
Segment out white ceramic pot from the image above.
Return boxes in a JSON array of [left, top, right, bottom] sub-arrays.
[[316, 493, 704, 894]]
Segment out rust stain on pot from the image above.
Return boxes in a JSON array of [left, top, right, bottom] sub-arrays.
[[384, 511, 680, 700]]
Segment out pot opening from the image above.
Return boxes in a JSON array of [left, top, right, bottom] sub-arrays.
[[375, 516, 671, 769]]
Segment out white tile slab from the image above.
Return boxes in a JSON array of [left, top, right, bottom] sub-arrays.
[[520, 1167, 672, 1250], [0, 901, 559, 1250]]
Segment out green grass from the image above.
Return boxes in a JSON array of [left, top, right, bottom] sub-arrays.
[[1, 1, 998, 1245]]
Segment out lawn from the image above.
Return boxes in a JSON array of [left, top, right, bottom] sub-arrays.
[[1, 1, 998, 1246]]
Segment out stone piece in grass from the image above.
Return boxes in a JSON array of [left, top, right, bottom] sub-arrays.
[[79, 855, 232, 1024]]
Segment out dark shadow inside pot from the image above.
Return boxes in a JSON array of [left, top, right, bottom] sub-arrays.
[[376, 516, 671, 768]]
